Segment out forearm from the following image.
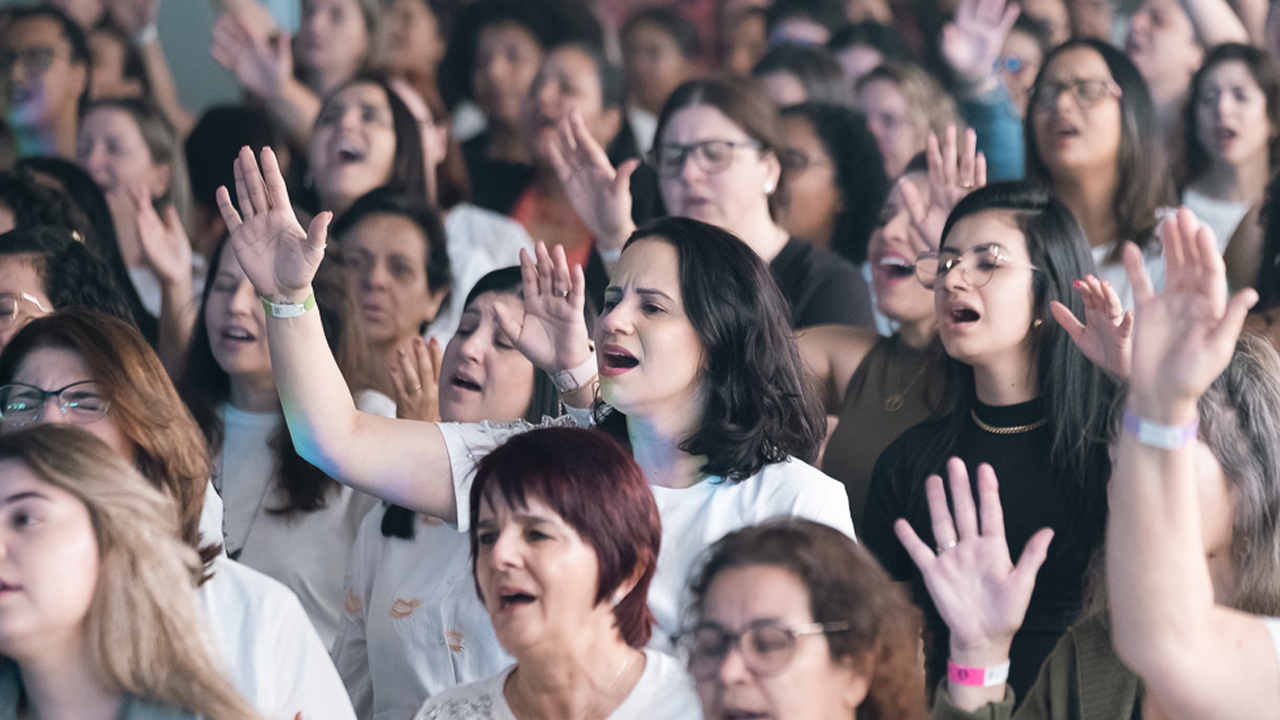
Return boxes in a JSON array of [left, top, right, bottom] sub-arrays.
[[267, 78, 322, 150], [156, 275, 196, 379], [138, 39, 195, 135], [1179, 0, 1250, 46]]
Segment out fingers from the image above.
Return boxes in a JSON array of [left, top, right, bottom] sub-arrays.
[[1012, 527, 1055, 583], [1048, 300, 1086, 342], [614, 158, 640, 196], [947, 457, 979, 540], [975, 463, 1006, 539], [544, 118, 575, 183], [518, 247, 541, 302], [959, 128, 977, 187], [975, 151, 987, 188], [305, 211, 332, 254], [925, 132, 946, 193], [995, 0, 1020, 37], [261, 147, 292, 211], [894, 517, 938, 572], [1208, 288, 1260, 353], [571, 109, 613, 172], [535, 242, 556, 297], [899, 177, 928, 228], [924, 473, 958, 551], [941, 124, 959, 188], [1124, 242, 1155, 305], [491, 293, 524, 344], [423, 337, 443, 385], [233, 148, 254, 219], [215, 186, 243, 232]]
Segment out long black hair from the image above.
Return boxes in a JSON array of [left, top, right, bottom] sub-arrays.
[[593, 217, 826, 480]]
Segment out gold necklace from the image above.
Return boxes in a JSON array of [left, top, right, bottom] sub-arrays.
[[884, 363, 929, 412], [970, 409, 1048, 435]]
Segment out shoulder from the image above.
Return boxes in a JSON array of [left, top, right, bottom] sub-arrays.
[[616, 650, 702, 720], [731, 460, 855, 537], [446, 203, 535, 250]]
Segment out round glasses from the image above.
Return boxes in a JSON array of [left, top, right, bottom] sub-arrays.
[[0, 47, 59, 76], [648, 139, 762, 177], [684, 619, 850, 681], [0, 292, 51, 328], [1030, 78, 1123, 114], [914, 244, 1042, 290], [0, 381, 110, 427]]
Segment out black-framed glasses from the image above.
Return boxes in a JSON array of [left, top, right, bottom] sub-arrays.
[[914, 244, 1042, 290], [0, 47, 58, 76], [1030, 78, 1123, 114], [0, 381, 110, 426], [780, 148, 831, 173], [683, 619, 850, 681], [0, 292, 50, 327], [648, 139, 762, 177]]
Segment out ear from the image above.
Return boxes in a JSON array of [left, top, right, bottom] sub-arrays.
[[424, 283, 449, 323], [426, 123, 449, 166], [763, 149, 782, 191], [150, 163, 172, 199], [838, 658, 871, 711], [598, 106, 623, 147]]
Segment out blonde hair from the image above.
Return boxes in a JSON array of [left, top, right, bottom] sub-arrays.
[[0, 426, 261, 720], [858, 61, 963, 142]]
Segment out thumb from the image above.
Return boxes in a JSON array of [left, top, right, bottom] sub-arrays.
[[1208, 288, 1259, 350], [305, 211, 332, 253], [491, 298, 523, 343], [615, 158, 640, 194], [1012, 527, 1054, 584], [163, 205, 184, 232], [427, 337, 444, 383]]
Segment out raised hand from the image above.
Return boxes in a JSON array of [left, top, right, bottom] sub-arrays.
[[493, 242, 593, 375], [131, 184, 193, 289], [542, 109, 638, 255], [1126, 208, 1257, 418], [390, 336, 443, 422], [210, 10, 291, 100], [898, 124, 986, 250], [942, 0, 1021, 85], [1051, 274, 1133, 378], [216, 146, 330, 303], [895, 459, 1053, 668], [106, 0, 160, 38]]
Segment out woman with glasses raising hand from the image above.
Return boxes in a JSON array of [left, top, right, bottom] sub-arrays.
[[549, 76, 873, 329], [861, 182, 1116, 701]]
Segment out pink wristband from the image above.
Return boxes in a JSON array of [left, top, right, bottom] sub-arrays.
[[948, 659, 1010, 687]]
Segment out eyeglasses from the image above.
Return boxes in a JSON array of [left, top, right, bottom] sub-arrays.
[[914, 244, 1042, 290], [684, 619, 850, 681], [998, 54, 1025, 73], [1030, 78, 1123, 114], [780, 148, 831, 173], [0, 381, 110, 426], [0, 47, 59, 76], [0, 293, 50, 327], [649, 139, 762, 177]]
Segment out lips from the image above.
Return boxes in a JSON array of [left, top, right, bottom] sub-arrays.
[[331, 137, 366, 165], [0, 579, 21, 593], [497, 586, 537, 611], [450, 373, 481, 392], [599, 344, 639, 377], [873, 253, 915, 286], [945, 302, 981, 325], [721, 710, 770, 719], [219, 326, 257, 347]]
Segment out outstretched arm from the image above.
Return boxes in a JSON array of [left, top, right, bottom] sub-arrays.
[[1107, 208, 1276, 720]]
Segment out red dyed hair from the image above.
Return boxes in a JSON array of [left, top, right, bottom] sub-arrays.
[[469, 427, 661, 648]]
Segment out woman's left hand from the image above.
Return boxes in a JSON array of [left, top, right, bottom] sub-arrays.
[[131, 183, 193, 290], [899, 123, 986, 251], [494, 242, 593, 376], [1050, 274, 1133, 378], [895, 458, 1054, 666], [390, 336, 442, 422]]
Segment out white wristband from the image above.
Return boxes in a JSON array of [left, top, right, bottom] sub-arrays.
[[598, 246, 622, 263], [552, 350, 597, 393]]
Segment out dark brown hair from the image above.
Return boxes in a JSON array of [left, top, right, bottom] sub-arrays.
[[1183, 43, 1280, 187]]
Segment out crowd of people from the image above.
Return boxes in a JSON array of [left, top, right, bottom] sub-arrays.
[[0, 0, 1277, 718]]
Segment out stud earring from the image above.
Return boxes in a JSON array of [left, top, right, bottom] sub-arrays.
[[611, 592, 624, 608], [1033, 318, 1043, 329], [763, 180, 775, 195]]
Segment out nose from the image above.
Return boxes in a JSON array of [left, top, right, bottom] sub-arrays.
[[598, 298, 636, 335], [942, 258, 973, 291], [487, 527, 522, 570], [716, 640, 753, 685], [363, 258, 391, 290], [228, 277, 259, 316], [458, 326, 489, 363], [33, 400, 70, 426]]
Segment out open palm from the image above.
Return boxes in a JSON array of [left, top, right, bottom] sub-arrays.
[[494, 242, 594, 375]]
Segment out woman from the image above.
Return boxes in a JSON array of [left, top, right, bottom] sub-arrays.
[[332, 267, 560, 719], [620, 6, 701, 155], [1181, 44, 1280, 250], [753, 44, 854, 109], [0, 308, 356, 719], [687, 519, 925, 719], [862, 181, 1114, 701], [777, 102, 889, 264], [329, 189, 451, 398], [553, 76, 874, 329], [375, 0, 450, 108], [179, 235, 379, 645], [212, 0, 379, 150], [1025, 38, 1177, 309], [413, 427, 700, 719], [215, 145, 854, 651], [856, 62, 962, 181], [0, 425, 260, 720]]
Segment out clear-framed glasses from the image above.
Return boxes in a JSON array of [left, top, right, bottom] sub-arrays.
[[0, 47, 58, 76], [780, 148, 831, 173], [0, 292, 51, 327], [683, 619, 850, 681], [648, 139, 762, 177], [1030, 78, 1123, 114], [0, 381, 110, 427], [914, 244, 1042, 290]]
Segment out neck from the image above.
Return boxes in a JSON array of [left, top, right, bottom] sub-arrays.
[[626, 411, 705, 489], [897, 315, 938, 350], [228, 372, 281, 413], [1055, 170, 1118, 248], [971, 348, 1039, 406], [726, 205, 790, 263], [12, 116, 76, 160], [11, 633, 121, 720], [1194, 155, 1270, 204], [306, 65, 352, 97], [507, 638, 643, 720], [487, 123, 536, 165]]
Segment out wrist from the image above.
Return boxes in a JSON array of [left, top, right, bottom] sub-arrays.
[[264, 287, 314, 306], [133, 22, 159, 47], [949, 638, 1012, 668], [1125, 395, 1199, 426], [947, 657, 1011, 688], [551, 346, 597, 393], [954, 72, 1000, 99]]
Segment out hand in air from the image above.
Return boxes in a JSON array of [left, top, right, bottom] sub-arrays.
[[1126, 208, 1257, 416], [493, 242, 593, 375], [899, 124, 986, 251], [216, 146, 329, 303], [210, 9, 292, 100], [895, 458, 1053, 664], [942, 0, 1020, 86], [542, 109, 638, 255], [131, 184, 193, 289], [390, 337, 443, 422], [1051, 274, 1133, 378]]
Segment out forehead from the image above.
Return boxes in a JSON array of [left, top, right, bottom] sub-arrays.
[[13, 345, 93, 387], [81, 106, 142, 135], [328, 82, 390, 111], [610, 238, 683, 295], [5, 17, 69, 51], [478, 485, 564, 523], [701, 564, 813, 623], [0, 255, 46, 296], [215, 241, 248, 278], [344, 213, 428, 256], [541, 47, 601, 88], [478, 21, 540, 52], [1202, 60, 1260, 87], [662, 104, 749, 143], [859, 78, 907, 108], [782, 114, 824, 149], [1042, 46, 1111, 81], [464, 289, 520, 313], [0, 458, 72, 504], [942, 211, 1030, 259]]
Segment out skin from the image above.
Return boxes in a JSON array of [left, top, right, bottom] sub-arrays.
[[438, 292, 536, 425], [378, 0, 444, 78], [4, 347, 131, 458], [836, 45, 884, 87], [777, 115, 842, 249], [76, 106, 170, 198], [309, 81, 397, 214], [340, 212, 447, 348], [1195, 61, 1273, 173], [297, 0, 370, 85], [1020, 0, 1072, 44], [86, 30, 144, 100], [723, 12, 767, 76], [0, 256, 53, 353], [868, 171, 937, 338], [526, 45, 621, 154], [1124, 0, 1203, 101], [760, 71, 808, 108], [204, 243, 276, 413], [695, 565, 869, 720], [1, 17, 88, 132], [473, 22, 544, 133], [858, 78, 927, 179], [623, 21, 695, 115], [1032, 47, 1123, 180]]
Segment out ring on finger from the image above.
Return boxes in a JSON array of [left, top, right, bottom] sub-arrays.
[[408, 385, 422, 394], [554, 289, 569, 298], [958, 180, 975, 190], [936, 539, 958, 554]]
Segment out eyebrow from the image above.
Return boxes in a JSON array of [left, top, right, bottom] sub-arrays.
[[0, 490, 47, 507], [603, 287, 676, 301]]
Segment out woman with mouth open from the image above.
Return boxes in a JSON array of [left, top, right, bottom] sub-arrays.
[[861, 181, 1117, 702], [216, 145, 854, 655]]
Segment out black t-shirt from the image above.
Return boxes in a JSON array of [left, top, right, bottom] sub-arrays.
[[862, 398, 1096, 703], [769, 237, 875, 329], [461, 133, 536, 216]]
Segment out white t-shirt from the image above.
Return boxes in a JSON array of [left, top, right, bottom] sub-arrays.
[[1181, 189, 1250, 253], [437, 417, 855, 651], [430, 204, 535, 344], [215, 405, 379, 646], [332, 505, 512, 720], [1091, 239, 1166, 312], [412, 649, 701, 720], [198, 555, 356, 720]]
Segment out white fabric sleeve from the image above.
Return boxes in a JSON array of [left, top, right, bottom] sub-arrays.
[[258, 577, 358, 720]]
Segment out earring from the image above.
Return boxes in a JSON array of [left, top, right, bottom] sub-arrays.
[[1033, 318, 1043, 329], [763, 180, 775, 195], [611, 592, 624, 608]]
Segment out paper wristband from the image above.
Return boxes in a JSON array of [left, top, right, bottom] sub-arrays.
[[1122, 411, 1198, 450], [260, 294, 316, 319], [948, 659, 1010, 688], [552, 351, 598, 393]]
